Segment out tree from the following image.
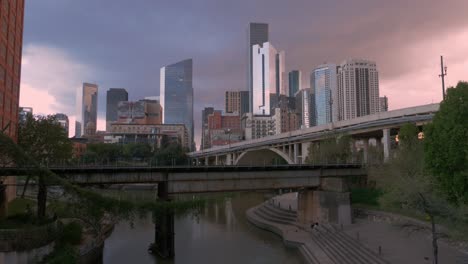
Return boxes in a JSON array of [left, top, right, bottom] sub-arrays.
[[425, 81, 468, 204], [305, 134, 353, 164], [374, 123, 450, 264], [152, 144, 188, 166], [18, 115, 72, 218]]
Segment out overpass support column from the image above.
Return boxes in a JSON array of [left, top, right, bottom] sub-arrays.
[[297, 178, 352, 226], [226, 154, 232, 165], [151, 176, 175, 259], [204, 157, 209, 166], [382, 128, 391, 161], [301, 142, 311, 164], [362, 139, 369, 164], [215, 156, 219, 166], [293, 143, 299, 164]]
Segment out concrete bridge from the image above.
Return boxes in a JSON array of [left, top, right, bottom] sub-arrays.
[[2, 164, 365, 258], [189, 103, 439, 166]]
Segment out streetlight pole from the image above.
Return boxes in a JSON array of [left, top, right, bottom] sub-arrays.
[[439, 55, 448, 100]]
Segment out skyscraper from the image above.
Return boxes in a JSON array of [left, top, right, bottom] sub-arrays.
[[75, 83, 98, 137], [312, 64, 338, 125], [248, 23, 269, 113], [160, 59, 194, 149], [54, 113, 69, 135], [106, 88, 128, 131], [288, 70, 301, 97], [337, 59, 379, 121], [201, 107, 215, 150], [295, 88, 315, 129], [379, 96, 388, 112], [225, 90, 249, 117], [251, 42, 286, 116], [0, 0, 25, 143]]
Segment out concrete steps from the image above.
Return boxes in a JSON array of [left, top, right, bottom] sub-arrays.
[[246, 198, 389, 264]]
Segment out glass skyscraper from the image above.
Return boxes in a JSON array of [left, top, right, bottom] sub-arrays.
[[251, 42, 285, 116], [312, 64, 337, 125], [75, 83, 98, 137], [106, 88, 128, 131], [248, 23, 269, 113], [288, 70, 301, 97], [160, 59, 194, 150]]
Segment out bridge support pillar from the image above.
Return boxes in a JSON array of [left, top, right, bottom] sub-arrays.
[[301, 142, 311, 164], [293, 143, 299, 164], [297, 178, 352, 226], [215, 156, 219, 166], [150, 179, 175, 259], [382, 128, 391, 161], [204, 157, 209, 166], [362, 139, 369, 164], [226, 154, 232, 165]]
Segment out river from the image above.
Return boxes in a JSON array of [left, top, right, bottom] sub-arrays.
[[102, 191, 303, 264]]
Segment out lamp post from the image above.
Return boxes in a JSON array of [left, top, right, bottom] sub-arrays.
[[225, 128, 232, 148], [439, 55, 448, 100]]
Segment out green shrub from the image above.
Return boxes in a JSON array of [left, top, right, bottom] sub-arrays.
[[61, 222, 83, 245], [351, 188, 382, 207], [40, 245, 78, 264]]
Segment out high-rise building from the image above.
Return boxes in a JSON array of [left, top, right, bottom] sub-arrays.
[[337, 59, 379, 121], [160, 59, 194, 149], [248, 23, 269, 113], [312, 64, 338, 125], [0, 0, 25, 143], [75, 83, 98, 137], [54, 113, 69, 135], [288, 70, 301, 97], [251, 42, 286, 116], [106, 88, 128, 131], [295, 88, 316, 128], [117, 99, 162, 125], [18, 106, 32, 125], [201, 107, 215, 150], [379, 96, 388, 112], [206, 111, 242, 148], [225, 90, 249, 117], [242, 113, 278, 140], [0, 0, 25, 207]]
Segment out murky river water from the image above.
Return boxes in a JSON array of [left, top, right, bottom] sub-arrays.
[[102, 191, 303, 264]]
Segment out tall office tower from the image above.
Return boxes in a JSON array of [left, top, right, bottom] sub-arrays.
[[248, 23, 269, 113], [251, 42, 286, 116], [54, 113, 69, 135], [379, 96, 388, 112], [106, 88, 128, 131], [117, 99, 162, 125], [18, 106, 32, 125], [160, 59, 194, 149], [75, 83, 98, 137], [288, 70, 301, 97], [337, 59, 379, 121], [295, 88, 315, 129], [201, 107, 215, 150], [0, 0, 25, 143], [225, 90, 249, 117], [312, 64, 338, 125]]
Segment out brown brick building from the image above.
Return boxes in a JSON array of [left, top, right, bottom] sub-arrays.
[[0, 0, 24, 142]]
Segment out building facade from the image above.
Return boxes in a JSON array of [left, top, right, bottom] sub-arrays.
[[106, 88, 128, 131], [54, 113, 69, 135], [251, 42, 286, 116], [295, 88, 316, 129], [312, 64, 338, 125], [117, 99, 162, 125], [75, 83, 98, 137], [248, 23, 269, 114], [288, 70, 301, 97], [337, 59, 379, 121], [225, 90, 249, 117], [201, 107, 215, 150], [242, 113, 278, 140], [0, 0, 25, 143], [160, 59, 194, 149], [107, 123, 189, 150], [18, 106, 32, 125], [379, 96, 388, 112], [205, 111, 242, 148]]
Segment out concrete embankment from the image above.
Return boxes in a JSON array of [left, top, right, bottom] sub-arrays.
[[246, 193, 388, 264]]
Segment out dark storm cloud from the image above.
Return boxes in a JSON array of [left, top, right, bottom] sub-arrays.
[[23, 0, 468, 145]]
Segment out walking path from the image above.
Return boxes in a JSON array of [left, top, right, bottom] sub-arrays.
[[246, 192, 468, 264]]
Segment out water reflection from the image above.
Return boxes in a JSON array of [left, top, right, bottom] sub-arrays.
[[103, 191, 303, 264]]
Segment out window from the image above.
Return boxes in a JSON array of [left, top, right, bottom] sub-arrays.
[[0, 41, 5, 59], [0, 65, 4, 81], [6, 74, 11, 91], [7, 51, 12, 67]]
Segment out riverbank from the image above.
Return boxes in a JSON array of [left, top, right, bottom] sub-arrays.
[[246, 192, 468, 264]]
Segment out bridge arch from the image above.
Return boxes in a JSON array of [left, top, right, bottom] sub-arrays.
[[234, 148, 293, 165]]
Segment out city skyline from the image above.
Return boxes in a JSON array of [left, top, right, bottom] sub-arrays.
[[17, 1, 468, 146]]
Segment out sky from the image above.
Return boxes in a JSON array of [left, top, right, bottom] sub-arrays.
[[19, 0, 468, 147]]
